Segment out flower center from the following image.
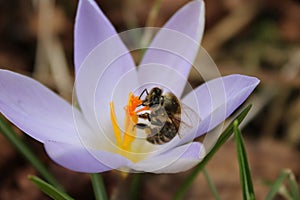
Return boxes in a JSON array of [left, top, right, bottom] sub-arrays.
[[110, 92, 149, 162]]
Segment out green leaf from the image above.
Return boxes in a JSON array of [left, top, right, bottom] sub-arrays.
[[174, 105, 252, 200], [233, 120, 255, 200], [203, 168, 220, 200], [265, 169, 300, 200], [0, 115, 63, 190], [29, 175, 74, 200], [90, 173, 108, 200], [287, 170, 300, 200]]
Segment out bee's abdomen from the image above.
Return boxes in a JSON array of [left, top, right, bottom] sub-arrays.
[[146, 121, 178, 145], [146, 133, 173, 145]]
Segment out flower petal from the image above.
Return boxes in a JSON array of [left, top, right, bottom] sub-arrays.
[[0, 70, 81, 143], [74, 0, 135, 73], [139, 0, 205, 97], [75, 43, 138, 136], [74, 0, 138, 132], [181, 74, 260, 143], [131, 142, 203, 173], [44, 140, 130, 173]]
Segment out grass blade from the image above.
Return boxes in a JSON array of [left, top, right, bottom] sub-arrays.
[[90, 173, 108, 200], [287, 170, 300, 200], [0, 115, 63, 190], [233, 120, 255, 200], [203, 168, 220, 200], [29, 175, 73, 200], [174, 105, 252, 200], [265, 170, 288, 200], [265, 169, 300, 200]]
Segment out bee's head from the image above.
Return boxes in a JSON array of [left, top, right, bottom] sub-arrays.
[[146, 87, 162, 106], [150, 87, 162, 97]]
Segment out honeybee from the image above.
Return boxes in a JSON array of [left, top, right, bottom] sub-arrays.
[[135, 87, 199, 145]]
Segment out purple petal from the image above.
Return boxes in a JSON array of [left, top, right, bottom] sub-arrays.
[[139, 0, 205, 97], [74, 0, 137, 132], [44, 140, 130, 173], [181, 74, 260, 143], [75, 42, 138, 134], [74, 0, 135, 73], [131, 142, 203, 173], [0, 70, 82, 143]]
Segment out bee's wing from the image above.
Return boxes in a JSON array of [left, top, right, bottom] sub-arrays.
[[175, 103, 201, 138]]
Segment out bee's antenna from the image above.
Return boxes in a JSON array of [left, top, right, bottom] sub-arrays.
[[139, 88, 149, 99]]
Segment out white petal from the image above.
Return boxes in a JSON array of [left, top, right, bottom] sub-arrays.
[[131, 142, 203, 173], [44, 140, 130, 173]]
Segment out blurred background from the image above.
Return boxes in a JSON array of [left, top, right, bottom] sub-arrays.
[[0, 0, 299, 199]]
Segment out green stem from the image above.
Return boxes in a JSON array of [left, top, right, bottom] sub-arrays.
[[203, 168, 220, 200], [130, 173, 141, 200], [90, 173, 108, 200]]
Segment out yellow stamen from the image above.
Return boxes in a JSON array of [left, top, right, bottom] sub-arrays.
[[110, 102, 122, 147], [110, 92, 149, 161]]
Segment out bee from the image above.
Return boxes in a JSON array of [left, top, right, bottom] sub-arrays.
[[135, 87, 198, 145]]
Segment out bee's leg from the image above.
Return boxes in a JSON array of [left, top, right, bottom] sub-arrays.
[[134, 123, 152, 134], [138, 112, 164, 127], [134, 123, 152, 136], [138, 113, 151, 121], [134, 123, 148, 129]]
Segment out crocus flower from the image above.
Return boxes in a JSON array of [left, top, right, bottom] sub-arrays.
[[0, 0, 259, 173]]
